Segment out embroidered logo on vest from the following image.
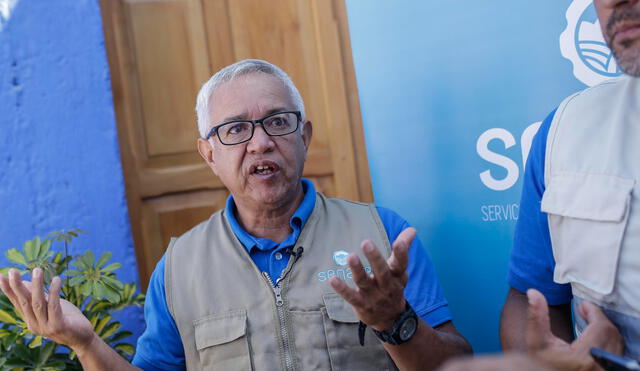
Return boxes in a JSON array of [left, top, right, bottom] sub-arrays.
[[333, 250, 349, 266]]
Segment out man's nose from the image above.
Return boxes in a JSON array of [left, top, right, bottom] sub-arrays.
[[247, 125, 275, 153]]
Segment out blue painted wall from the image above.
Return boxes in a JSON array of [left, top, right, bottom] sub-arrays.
[[0, 0, 144, 342], [345, 0, 615, 353]]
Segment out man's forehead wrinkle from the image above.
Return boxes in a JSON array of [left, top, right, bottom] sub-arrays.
[[221, 106, 290, 122]]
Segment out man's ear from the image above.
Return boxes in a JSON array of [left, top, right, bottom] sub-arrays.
[[197, 138, 218, 174], [301, 120, 313, 151]]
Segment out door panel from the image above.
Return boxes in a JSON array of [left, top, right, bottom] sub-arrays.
[[100, 0, 372, 289]]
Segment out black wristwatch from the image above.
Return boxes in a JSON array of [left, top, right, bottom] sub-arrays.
[[358, 302, 418, 346]]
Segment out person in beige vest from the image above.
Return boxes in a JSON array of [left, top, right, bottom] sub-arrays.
[[500, 0, 640, 365], [0, 59, 471, 370]]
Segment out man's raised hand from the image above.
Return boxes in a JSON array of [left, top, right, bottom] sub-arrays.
[[329, 227, 417, 331], [0, 268, 96, 353]]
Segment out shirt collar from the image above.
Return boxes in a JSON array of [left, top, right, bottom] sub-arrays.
[[225, 178, 317, 252]]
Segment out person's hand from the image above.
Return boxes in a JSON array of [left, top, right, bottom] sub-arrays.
[[437, 354, 553, 371], [329, 227, 416, 331], [0, 268, 95, 352], [526, 288, 624, 371]]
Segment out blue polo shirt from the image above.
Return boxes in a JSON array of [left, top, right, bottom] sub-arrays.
[[132, 179, 452, 371], [506, 109, 573, 305]]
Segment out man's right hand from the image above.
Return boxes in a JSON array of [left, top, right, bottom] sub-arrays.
[[0, 267, 96, 354]]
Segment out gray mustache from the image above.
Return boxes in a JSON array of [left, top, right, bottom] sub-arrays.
[[606, 6, 640, 39]]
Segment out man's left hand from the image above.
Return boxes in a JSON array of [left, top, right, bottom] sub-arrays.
[[329, 227, 417, 331]]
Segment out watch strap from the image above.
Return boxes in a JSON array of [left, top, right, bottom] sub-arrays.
[[372, 302, 417, 345]]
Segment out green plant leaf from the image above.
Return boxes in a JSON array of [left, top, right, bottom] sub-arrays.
[[68, 275, 84, 287], [37, 341, 56, 365], [100, 263, 121, 273], [6, 248, 27, 266], [99, 322, 121, 339], [23, 239, 35, 261], [101, 275, 124, 291], [28, 335, 43, 348], [13, 343, 33, 362], [81, 251, 95, 269], [65, 269, 82, 276], [4, 358, 31, 367], [96, 252, 111, 269], [94, 316, 111, 334], [93, 281, 108, 301], [42, 360, 67, 370], [114, 343, 134, 356], [90, 302, 111, 312], [79, 281, 92, 296], [72, 258, 89, 271], [0, 309, 17, 325], [108, 330, 132, 343]]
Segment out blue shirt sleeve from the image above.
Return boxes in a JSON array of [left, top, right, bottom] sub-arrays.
[[376, 206, 452, 327], [506, 109, 573, 305], [132, 255, 186, 371]]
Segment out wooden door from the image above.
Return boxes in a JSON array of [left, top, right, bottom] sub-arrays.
[[100, 0, 372, 289]]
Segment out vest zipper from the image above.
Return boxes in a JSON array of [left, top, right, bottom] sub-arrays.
[[263, 272, 293, 370], [262, 247, 303, 371]]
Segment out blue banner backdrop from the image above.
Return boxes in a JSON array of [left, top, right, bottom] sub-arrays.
[[345, 0, 619, 352]]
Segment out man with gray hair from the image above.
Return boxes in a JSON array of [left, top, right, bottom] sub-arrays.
[[501, 0, 640, 364], [1, 59, 471, 370]]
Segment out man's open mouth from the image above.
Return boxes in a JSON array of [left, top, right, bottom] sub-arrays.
[[250, 161, 280, 176]]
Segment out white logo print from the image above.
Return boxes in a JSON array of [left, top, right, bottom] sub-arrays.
[[560, 0, 622, 86], [0, 0, 19, 31], [332, 250, 349, 266]]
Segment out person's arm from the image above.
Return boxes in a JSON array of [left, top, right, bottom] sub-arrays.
[[382, 319, 471, 370], [0, 268, 140, 371], [500, 109, 573, 351], [330, 228, 471, 370], [500, 287, 573, 350]]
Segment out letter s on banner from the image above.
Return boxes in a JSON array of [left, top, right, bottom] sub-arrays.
[[477, 128, 519, 191]]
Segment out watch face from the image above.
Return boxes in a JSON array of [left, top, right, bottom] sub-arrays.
[[399, 317, 417, 341]]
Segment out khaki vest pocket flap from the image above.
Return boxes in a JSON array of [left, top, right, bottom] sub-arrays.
[[323, 293, 358, 323], [194, 309, 247, 350], [541, 172, 634, 222]]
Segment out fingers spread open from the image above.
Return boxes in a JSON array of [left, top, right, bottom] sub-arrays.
[[8, 269, 37, 329], [526, 289, 553, 352], [47, 276, 64, 332], [31, 268, 48, 327], [347, 252, 374, 291], [329, 276, 362, 307], [0, 274, 14, 298], [361, 240, 392, 286], [393, 227, 417, 252]]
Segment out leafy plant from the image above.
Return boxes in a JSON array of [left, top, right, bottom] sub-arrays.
[[0, 230, 144, 370]]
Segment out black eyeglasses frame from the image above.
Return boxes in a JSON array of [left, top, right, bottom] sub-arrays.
[[205, 110, 302, 146]]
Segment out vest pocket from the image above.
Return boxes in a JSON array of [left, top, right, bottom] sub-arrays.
[[322, 293, 395, 371], [194, 309, 252, 370], [541, 172, 634, 296]]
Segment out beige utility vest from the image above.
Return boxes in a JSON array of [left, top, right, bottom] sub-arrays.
[[165, 193, 398, 370], [541, 75, 640, 316]]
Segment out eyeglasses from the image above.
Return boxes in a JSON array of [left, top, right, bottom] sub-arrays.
[[205, 111, 302, 145]]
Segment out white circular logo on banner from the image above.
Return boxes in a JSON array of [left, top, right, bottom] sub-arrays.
[[560, 0, 622, 86]]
